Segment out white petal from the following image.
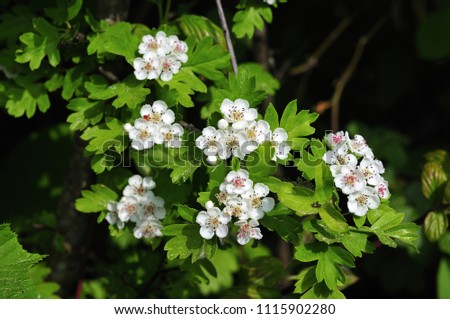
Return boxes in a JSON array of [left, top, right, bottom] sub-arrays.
[[206, 155, 218, 165], [160, 71, 173, 82], [154, 207, 166, 220], [215, 224, 229, 238], [107, 201, 117, 212], [152, 100, 168, 114], [140, 104, 152, 117], [123, 185, 135, 197], [131, 140, 145, 150], [196, 212, 209, 226], [217, 119, 229, 130], [205, 201, 214, 210], [220, 98, 234, 116], [243, 108, 258, 121], [236, 232, 250, 245], [128, 175, 142, 187], [200, 226, 214, 239], [234, 98, 250, 111], [250, 227, 263, 240], [261, 197, 275, 212], [143, 177, 156, 190], [161, 109, 175, 124], [254, 183, 270, 197], [249, 208, 264, 220]]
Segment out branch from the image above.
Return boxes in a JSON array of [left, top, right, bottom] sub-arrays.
[[291, 17, 352, 75], [330, 16, 387, 132], [215, 0, 238, 74]]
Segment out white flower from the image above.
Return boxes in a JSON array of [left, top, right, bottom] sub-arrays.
[[117, 196, 142, 223], [223, 196, 251, 220], [138, 192, 166, 220], [168, 35, 188, 63], [195, 126, 227, 160], [217, 119, 229, 130], [239, 120, 271, 154], [346, 133, 373, 158], [133, 54, 161, 80], [124, 119, 157, 150], [375, 179, 390, 199], [325, 131, 347, 149], [323, 143, 357, 168], [333, 165, 366, 194], [138, 31, 170, 56], [140, 100, 175, 125], [242, 183, 275, 220], [196, 206, 231, 239], [123, 175, 156, 198], [358, 157, 384, 186], [271, 128, 290, 160], [155, 123, 184, 148], [105, 201, 125, 230], [263, 0, 276, 5], [347, 187, 380, 216], [223, 169, 254, 195], [223, 127, 246, 159], [235, 219, 263, 245], [220, 98, 258, 130], [160, 55, 181, 81], [133, 216, 163, 239]]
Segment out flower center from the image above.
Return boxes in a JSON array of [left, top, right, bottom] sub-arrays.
[[247, 127, 257, 140], [136, 186, 145, 196], [336, 155, 347, 165], [232, 204, 243, 218], [226, 136, 239, 149], [251, 196, 262, 208], [356, 195, 368, 205], [126, 204, 136, 214], [210, 216, 220, 228], [163, 132, 174, 141], [230, 109, 244, 121], [332, 134, 342, 145], [215, 192, 227, 203], [138, 130, 150, 140], [145, 203, 156, 214], [344, 174, 357, 186], [231, 176, 246, 189]]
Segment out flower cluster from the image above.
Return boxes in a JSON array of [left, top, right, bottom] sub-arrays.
[[105, 175, 166, 239], [195, 98, 291, 164], [323, 131, 390, 216], [133, 31, 188, 82], [196, 169, 275, 245], [124, 100, 184, 151]]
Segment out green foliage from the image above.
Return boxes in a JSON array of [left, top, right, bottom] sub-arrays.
[[0, 224, 44, 298], [75, 184, 118, 213], [15, 17, 61, 70], [177, 15, 227, 49], [232, 4, 273, 39], [81, 117, 126, 155], [5, 79, 50, 118], [438, 258, 450, 298]]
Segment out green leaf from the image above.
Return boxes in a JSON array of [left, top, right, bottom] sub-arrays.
[[163, 224, 209, 261], [45, 0, 83, 23], [0, 224, 44, 298], [417, 10, 450, 60], [87, 21, 139, 64], [437, 258, 450, 298], [294, 266, 317, 294], [184, 37, 230, 81], [66, 98, 105, 131], [245, 143, 276, 182], [75, 184, 118, 213], [314, 162, 334, 203], [5, 82, 50, 118], [240, 63, 280, 95], [15, 17, 61, 70], [216, 65, 267, 108], [438, 231, 450, 255], [86, 75, 150, 109], [319, 203, 349, 233], [295, 242, 354, 290], [264, 103, 279, 129], [177, 15, 227, 50], [424, 211, 448, 242], [159, 68, 206, 107], [177, 205, 197, 223], [29, 264, 60, 299], [368, 204, 420, 251], [287, 109, 319, 138], [260, 215, 302, 244], [232, 6, 273, 39], [422, 162, 447, 201], [81, 117, 126, 155], [280, 100, 298, 131], [301, 282, 346, 299], [342, 231, 375, 257]]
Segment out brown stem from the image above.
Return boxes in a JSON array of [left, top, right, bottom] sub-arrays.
[[215, 0, 238, 74], [291, 17, 352, 75], [330, 17, 386, 132]]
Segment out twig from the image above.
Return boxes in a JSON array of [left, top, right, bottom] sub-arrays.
[[291, 17, 352, 75], [215, 0, 238, 74], [179, 120, 201, 132], [330, 16, 387, 132]]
